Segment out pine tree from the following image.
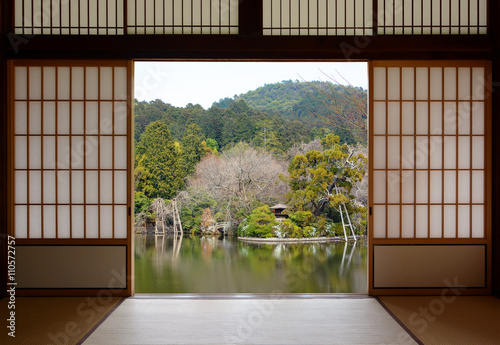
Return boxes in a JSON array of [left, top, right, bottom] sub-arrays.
[[181, 124, 207, 175]]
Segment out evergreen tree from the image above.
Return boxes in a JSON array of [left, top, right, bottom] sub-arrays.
[[181, 124, 207, 175], [134, 121, 184, 199]]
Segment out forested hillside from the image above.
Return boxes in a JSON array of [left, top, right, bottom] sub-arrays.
[[134, 80, 367, 150]]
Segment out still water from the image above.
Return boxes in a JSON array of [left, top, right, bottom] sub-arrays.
[[135, 234, 367, 293]]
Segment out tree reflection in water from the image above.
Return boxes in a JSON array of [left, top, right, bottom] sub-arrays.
[[134, 234, 367, 293]]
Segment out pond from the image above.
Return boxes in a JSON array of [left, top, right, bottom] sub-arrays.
[[134, 234, 367, 293]]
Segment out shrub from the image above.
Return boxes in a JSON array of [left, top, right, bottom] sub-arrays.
[[239, 206, 278, 238]]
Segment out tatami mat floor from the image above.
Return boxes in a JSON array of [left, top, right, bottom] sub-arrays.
[[2, 296, 499, 345]]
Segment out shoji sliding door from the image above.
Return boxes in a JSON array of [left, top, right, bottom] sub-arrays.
[[368, 61, 491, 295], [8, 60, 133, 296]]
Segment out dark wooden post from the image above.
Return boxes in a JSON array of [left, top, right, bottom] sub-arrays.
[[239, 0, 263, 36]]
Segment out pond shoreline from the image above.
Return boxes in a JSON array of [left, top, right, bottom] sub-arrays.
[[237, 236, 364, 244]]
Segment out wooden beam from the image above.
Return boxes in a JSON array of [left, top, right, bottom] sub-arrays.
[[0, 0, 10, 301], [489, 0, 500, 297], [4, 34, 495, 61]]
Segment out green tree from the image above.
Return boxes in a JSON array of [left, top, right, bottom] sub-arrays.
[[181, 124, 206, 175], [285, 134, 367, 217], [134, 121, 184, 199], [238, 205, 278, 238]]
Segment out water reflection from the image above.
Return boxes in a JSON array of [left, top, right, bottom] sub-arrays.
[[135, 234, 367, 293]]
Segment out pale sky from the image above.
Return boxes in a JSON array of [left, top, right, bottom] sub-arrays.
[[134, 61, 368, 109]]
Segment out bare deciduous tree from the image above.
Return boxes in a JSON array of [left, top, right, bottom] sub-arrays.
[[189, 143, 289, 219]]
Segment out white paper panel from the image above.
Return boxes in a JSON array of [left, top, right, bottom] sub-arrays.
[[443, 136, 456, 169], [458, 136, 470, 169], [373, 136, 386, 170], [373, 102, 386, 135], [86, 136, 99, 169], [100, 205, 114, 238], [114, 102, 128, 134], [429, 102, 442, 134], [373, 205, 386, 238], [457, 102, 471, 135], [401, 205, 414, 238], [415, 171, 428, 204], [114, 136, 128, 169], [43, 102, 56, 134], [401, 171, 414, 204], [28, 136, 41, 169], [86, 205, 99, 238], [100, 67, 114, 100], [429, 68, 443, 100], [100, 171, 113, 204], [15, 102, 27, 134], [457, 205, 470, 238], [86, 67, 99, 100], [114, 206, 128, 239], [472, 67, 485, 100], [100, 137, 113, 169], [100, 102, 113, 134], [15, 67, 27, 100], [387, 137, 400, 169], [43, 136, 56, 169], [43, 171, 56, 204], [72, 171, 85, 204], [373, 68, 386, 100], [415, 136, 429, 169], [387, 103, 400, 135], [472, 136, 484, 169], [114, 171, 128, 204], [429, 205, 442, 238], [401, 68, 414, 100], [443, 171, 457, 203], [72, 136, 85, 169], [15, 171, 27, 204], [29, 205, 42, 238], [43, 205, 57, 238], [416, 68, 428, 100], [429, 136, 443, 169], [387, 205, 400, 238], [28, 172, 42, 206], [72, 206, 85, 239], [444, 68, 457, 100], [458, 68, 471, 100], [401, 137, 414, 169], [471, 102, 485, 135], [387, 68, 400, 100], [472, 171, 484, 204], [458, 171, 470, 203], [72, 102, 85, 134], [72, 67, 85, 100], [401, 102, 414, 135], [58, 205, 71, 238], [86, 171, 99, 204], [43, 67, 56, 100], [58, 67, 71, 100], [387, 171, 400, 204], [429, 171, 442, 204], [57, 102, 70, 135], [15, 206, 28, 238], [15, 136, 27, 169], [443, 102, 457, 135], [415, 103, 428, 135], [471, 205, 484, 238], [86, 102, 99, 134], [57, 136, 70, 169], [29, 102, 42, 134], [415, 205, 428, 238], [57, 171, 70, 204]]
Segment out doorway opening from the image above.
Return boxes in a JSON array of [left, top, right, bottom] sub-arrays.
[[133, 61, 368, 293]]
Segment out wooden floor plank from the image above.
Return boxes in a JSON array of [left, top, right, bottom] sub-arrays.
[[83, 298, 418, 345]]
